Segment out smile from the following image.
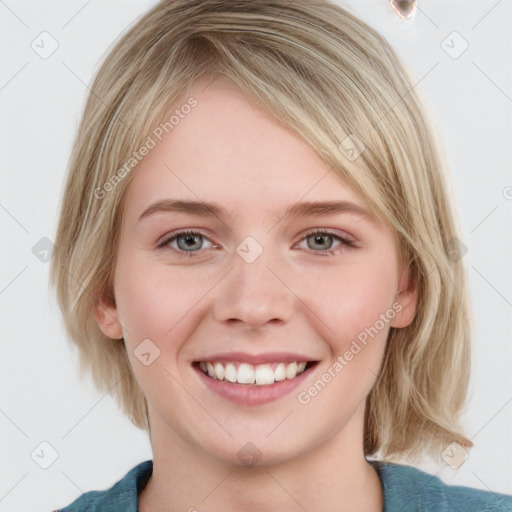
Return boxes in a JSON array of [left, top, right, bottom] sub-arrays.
[[192, 352, 319, 405], [197, 361, 312, 386]]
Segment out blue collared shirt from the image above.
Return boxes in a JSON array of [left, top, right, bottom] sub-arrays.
[[54, 459, 512, 511]]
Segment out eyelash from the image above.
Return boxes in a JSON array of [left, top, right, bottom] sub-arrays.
[[156, 228, 357, 258]]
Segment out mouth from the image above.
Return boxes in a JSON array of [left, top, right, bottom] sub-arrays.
[[193, 360, 317, 386], [192, 352, 320, 405]]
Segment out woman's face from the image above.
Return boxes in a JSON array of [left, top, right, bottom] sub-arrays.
[[94, 77, 417, 466]]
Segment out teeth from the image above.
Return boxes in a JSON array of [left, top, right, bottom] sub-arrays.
[[214, 362, 225, 380], [285, 362, 298, 379], [237, 363, 255, 384], [255, 364, 274, 385], [274, 362, 286, 381], [225, 363, 237, 383], [198, 360, 309, 385]]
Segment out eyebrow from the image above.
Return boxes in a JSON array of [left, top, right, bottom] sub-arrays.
[[138, 199, 375, 223]]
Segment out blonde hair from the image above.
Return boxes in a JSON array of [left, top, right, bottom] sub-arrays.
[[50, 0, 474, 465]]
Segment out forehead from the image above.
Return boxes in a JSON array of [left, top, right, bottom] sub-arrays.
[[121, 78, 370, 224]]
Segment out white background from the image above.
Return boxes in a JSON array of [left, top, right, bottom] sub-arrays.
[[1, 0, 511, 509]]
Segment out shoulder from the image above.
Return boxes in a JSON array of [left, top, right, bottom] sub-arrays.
[[53, 460, 153, 512], [370, 460, 512, 512]]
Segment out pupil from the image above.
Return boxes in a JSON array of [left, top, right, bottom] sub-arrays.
[[179, 234, 201, 250], [310, 234, 331, 250]]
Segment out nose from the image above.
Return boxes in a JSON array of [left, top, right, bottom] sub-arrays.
[[210, 245, 295, 329]]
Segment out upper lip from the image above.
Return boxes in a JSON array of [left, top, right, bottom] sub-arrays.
[[194, 352, 318, 365]]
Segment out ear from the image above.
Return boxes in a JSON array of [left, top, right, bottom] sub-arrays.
[[92, 289, 124, 339], [390, 264, 418, 329]]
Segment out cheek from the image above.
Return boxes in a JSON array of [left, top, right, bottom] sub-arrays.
[[113, 255, 208, 397], [114, 253, 204, 346], [301, 257, 398, 352]]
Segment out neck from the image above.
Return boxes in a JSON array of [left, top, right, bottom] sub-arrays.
[[139, 406, 383, 512]]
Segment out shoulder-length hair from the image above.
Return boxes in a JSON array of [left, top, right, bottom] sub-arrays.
[[50, 0, 473, 465]]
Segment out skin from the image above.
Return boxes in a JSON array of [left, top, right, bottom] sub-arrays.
[[94, 76, 418, 512]]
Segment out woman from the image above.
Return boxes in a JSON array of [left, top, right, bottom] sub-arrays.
[[50, 1, 512, 510]]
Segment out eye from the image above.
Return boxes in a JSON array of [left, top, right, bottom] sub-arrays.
[[294, 229, 356, 256], [157, 230, 216, 257], [157, 228, 357, 258]]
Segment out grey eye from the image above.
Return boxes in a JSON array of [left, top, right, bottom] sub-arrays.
[[176, 233, 206, 251], [306, 233, 334, 251]]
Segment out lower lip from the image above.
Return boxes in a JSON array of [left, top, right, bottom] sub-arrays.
[[193, 363, 317, 405]]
